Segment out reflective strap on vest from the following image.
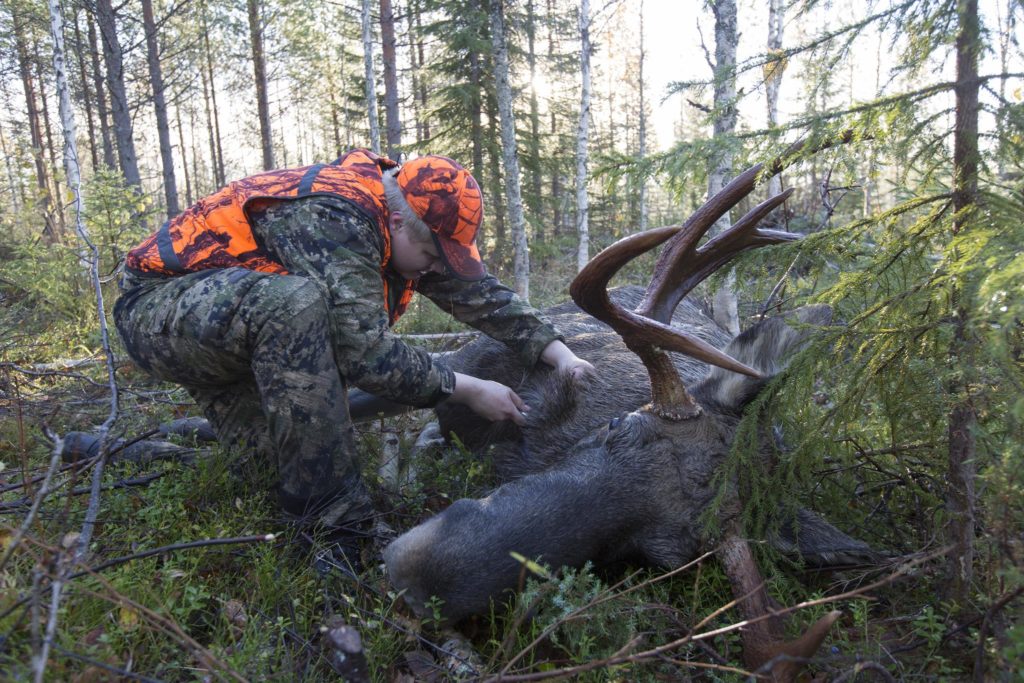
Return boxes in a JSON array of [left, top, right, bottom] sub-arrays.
[[297, 164, 325, 195], [155, 220, 185, 273]]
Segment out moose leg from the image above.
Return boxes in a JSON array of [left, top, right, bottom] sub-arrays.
[[719, 532, 840, 682], [384, 456, 645, 623]]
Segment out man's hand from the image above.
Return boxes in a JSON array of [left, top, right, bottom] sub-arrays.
[[450, 373, 530, 425], [539, 340, 595, 381]]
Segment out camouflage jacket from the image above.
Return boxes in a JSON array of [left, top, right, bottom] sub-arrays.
[[250, 195, 560, 408]]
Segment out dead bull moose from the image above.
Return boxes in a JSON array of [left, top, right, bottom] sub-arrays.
[[384, 135, 870, 679]]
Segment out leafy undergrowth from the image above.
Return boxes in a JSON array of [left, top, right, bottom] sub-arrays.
[[1, 297, 1020, 682]]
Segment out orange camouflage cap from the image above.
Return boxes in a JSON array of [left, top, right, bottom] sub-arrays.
[[396, 155, 486, 281]]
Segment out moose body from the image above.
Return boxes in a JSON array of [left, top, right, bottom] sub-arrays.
[[386, 287, 862, 621], [384, 135, 864, 678]]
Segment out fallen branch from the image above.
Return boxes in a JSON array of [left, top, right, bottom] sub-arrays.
[[0, 472, 165, 511], [484, 547, 951, 682]]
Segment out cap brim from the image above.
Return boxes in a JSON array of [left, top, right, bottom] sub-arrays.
[[430, 232, 486, 281]]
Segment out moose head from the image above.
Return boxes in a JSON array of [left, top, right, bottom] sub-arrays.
[[384, 134, 860, 680]]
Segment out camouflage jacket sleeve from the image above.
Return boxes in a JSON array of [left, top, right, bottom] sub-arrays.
[[253, 196, 455, 407], [416, 273, 562, 368]]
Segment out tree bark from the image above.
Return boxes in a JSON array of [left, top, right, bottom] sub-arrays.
[[71, 10, 99, 171], [35, 48, 67, 239], [485, 91, 507, 256], [637, 0, 648, 231], [379, 0, 401, 158], [575, 0, 592, 272], [490, 0, 529, 299], [11, 3, 57, 242], [708, 0, 739, 335], [765, 0, 785, 198], [200, 6, 225, 186], [176, 105, 193, 206], [247, 0, 275, 170], [414, 0, 429, 141], [945, 0, 980, 607], [142, 0, 180, 217], [361, 0, 381, 154], [469, 49, 485, 184], [86, 9, 115, 170], [525, 0, 543, 238], [96, 0, 141, 188]]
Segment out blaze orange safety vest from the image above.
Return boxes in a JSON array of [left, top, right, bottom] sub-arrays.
[[124, 149, 416, 325]]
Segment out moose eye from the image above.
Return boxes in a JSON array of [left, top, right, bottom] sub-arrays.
[[608, 417, 621, 430]]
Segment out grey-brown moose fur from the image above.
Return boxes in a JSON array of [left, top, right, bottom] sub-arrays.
[[385, 134, 865, 678], [384, 287, 867, 623]]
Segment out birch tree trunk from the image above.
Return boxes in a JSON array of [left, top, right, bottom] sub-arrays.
[[86, 11, 115, 170], [945, 0, 980, 607], [379, 0, 401, 158], [575, 0, 592, 272], [490, 0, 529, 299], [469, 50, 484, 182], [362, 0, 381, 154], [96, 0, 141, 188], [708, 0, 739, 335], [765, 0, 785, 198], [247, 0, 275, 170], [142, 0, 179, 217], [637, 0, 648, 231]]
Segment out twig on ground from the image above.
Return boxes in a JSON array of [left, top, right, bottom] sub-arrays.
[[0, 435, 64, 573], [831, 660, 897, 682], [499, 550, 716, 675], [484, 547, 951, 682], [0, 472, 165, 511], [52, 643, 166, 682]]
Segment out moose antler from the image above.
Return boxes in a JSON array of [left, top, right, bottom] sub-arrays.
[[570, 132, 853, 419], [571, 132, 855, 680]]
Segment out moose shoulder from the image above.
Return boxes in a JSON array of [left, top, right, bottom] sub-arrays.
[[385, 134, 872, 680]]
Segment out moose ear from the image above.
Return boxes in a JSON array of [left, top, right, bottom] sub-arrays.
[[696, 305, 833, 411]]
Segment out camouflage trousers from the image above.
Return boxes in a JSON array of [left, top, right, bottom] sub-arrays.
[[113, 267, 373, 527]]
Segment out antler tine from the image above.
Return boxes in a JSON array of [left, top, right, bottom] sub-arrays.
[[572, 226, 763, 420], [639, 188, 798, 323], [720, 532, 842, 682], [640, 130, 856, 323]]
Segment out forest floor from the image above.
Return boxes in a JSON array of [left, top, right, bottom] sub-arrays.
[[0, 284, 1014, 682]]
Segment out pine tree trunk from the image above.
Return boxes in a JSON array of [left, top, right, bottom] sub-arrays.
[[469, 50, 484, 183], [765, 0, 785, 198], [86, 10, 115, 170], [708, 0, 739, 334], [176, 105, 193, 205], [945, 0, 980, 607], [11, 3, 57, 241], [575, 0, 592, 272], [379, 0, 401, 158], [200, 7, 225, 186], [142, 0, 179, 217], [414, 1, 429, 141], [247, 0, 275, 170], [200, 57, 217, 192], [525, 0, 543, 236], [96, 0, 141, 188], [485, 92, 507, 256], [490, 0, 529, 299], [637, 0, 648, 231], [72, 10, 99, 171], [361, 0, 381, 154], [406, 0, 423, 144]]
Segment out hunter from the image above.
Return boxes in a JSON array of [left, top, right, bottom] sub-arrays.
[[114, 149, 592, 564]]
